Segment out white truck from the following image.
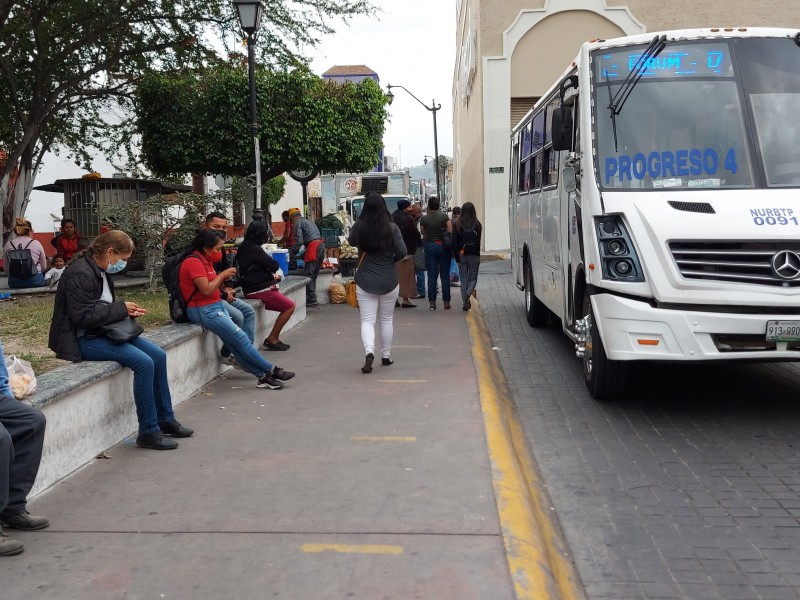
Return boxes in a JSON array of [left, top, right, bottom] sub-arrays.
[[317, 171, 411, 222]]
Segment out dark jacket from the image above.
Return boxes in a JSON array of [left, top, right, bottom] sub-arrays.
[[452, 220, 483, 262], [392, 209, 420, 256], [48, 254, 129, 362], [235, 240, 282, 295]]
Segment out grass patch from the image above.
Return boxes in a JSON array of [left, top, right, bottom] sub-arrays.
[[0, 288, 170, 375]]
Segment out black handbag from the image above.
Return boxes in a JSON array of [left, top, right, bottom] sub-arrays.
[[414, 246, 426, 272], [89, 317, 144, 344], [441, 227, 453, 249]]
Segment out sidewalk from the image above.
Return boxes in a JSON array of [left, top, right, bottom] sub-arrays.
[[2, 302, 519, 599]]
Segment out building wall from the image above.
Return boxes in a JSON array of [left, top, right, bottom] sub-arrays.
[[453, 0, 800, 250]]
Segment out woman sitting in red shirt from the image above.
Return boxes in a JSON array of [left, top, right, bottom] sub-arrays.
[[179, 229, 296, 390]]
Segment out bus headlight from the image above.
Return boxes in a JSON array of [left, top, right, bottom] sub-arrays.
[[595, 216, 645, 282]]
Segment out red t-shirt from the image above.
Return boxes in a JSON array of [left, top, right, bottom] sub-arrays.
[[178, 252, 221, 307]]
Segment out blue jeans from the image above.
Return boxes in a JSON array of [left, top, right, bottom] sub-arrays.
[[220, 298, 255, 357], [424, 241, 451, 302], [416, 271, 426, 297], [8, 272, 44, 289], [0, 337, 10, 398], [187, 301, 274, 378], [78, 335, 175, 434]]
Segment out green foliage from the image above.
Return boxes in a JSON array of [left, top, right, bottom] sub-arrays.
[[0, 0, 377, 226], [263, 175, 286, 207], [136, 66, 389, 180], [102, 190, 233, 288]]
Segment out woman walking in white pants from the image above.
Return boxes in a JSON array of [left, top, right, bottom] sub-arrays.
[[348, 192, 408, 373]]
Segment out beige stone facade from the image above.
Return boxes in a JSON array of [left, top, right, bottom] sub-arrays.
[[453, 0, 800, 249]]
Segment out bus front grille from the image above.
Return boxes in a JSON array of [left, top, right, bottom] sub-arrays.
[[669, 241, 800, 287]]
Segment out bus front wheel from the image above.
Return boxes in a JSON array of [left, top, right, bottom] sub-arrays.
[[581, 292, 626, 399], [524, 260, 549, 327]]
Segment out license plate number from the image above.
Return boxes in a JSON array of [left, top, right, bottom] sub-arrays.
[[766, 320, 800, 342]]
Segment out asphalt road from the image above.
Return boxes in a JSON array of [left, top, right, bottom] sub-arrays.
[[478, 259, 800, 600]]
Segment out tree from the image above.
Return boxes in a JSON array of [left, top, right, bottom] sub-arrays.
[[0, 0, 377, 233], [102, 189, 234, 289], [135, 65, 388, 183]]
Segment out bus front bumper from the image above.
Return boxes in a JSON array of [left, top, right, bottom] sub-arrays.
[[592, 293, 800, 361]]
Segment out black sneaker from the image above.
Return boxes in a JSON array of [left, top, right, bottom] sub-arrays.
[[159, 420, 194, 438], [257, 374, 284, 389], [271, 367, 295, 381], [263, 340, 290, 351], [136, 432, 179, 450]]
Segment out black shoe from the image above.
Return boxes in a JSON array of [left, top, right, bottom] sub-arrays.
[[307, 300, 318, 307], [136, 432, 179, 450], [271, 367, 295, 381], [381, 358, 393, 366], [362, 353, 374, 374], [0, 531, 24, 556], [257, 374, 283, 389], [159, 420, 194, 438], [263, 340, 290, 351], [1, 512, 49, 531]]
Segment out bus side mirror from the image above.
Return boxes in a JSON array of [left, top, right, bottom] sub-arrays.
[[551, 108, 573, 152], [562, 166, 577, 193]]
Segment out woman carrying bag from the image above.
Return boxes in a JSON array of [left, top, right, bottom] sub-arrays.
[[348, 192, 407, 373], [49, 230, 193, 450], [452, 202, 483, 311]]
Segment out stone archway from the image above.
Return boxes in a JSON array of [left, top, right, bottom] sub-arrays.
[[480, 0, 645, 250]]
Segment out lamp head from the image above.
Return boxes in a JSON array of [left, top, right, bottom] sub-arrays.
[[385, 86, 394, 105], [234, 0, 265, 35]]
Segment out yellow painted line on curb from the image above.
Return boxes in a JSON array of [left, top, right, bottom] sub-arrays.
[[301, 544, 403, 555], [351, 436, 417, 442], [377, 379, 426, 383], [466, 300, 583, 600]]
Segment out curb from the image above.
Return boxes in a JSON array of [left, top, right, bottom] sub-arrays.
[[466, 299, 585, 600]]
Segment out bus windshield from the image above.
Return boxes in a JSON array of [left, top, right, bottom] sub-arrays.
[[593, 38, 800, 190]]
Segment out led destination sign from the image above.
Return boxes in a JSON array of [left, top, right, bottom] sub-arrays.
[[597, 44, 732, 80]]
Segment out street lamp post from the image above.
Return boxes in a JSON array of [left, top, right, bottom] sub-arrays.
[[386, 84, 442, 201], [234, 0, 266, 221]]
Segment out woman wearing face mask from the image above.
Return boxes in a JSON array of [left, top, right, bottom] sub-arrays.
[[49, 230, 193, 450], [180, 230, 296, 390]]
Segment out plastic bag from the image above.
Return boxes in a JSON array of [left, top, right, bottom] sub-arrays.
[[328, 274, 346, 304], [5, 355, 36, 399]]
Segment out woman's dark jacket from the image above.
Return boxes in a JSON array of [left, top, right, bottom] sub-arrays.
[[48, 254, 128, 362], [235, 240, 282, 295], [452, 220, 483, 261], [392, 209, 420, 256]]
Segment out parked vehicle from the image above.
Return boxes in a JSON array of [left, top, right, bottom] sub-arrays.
[[509, 27, 800, 399]]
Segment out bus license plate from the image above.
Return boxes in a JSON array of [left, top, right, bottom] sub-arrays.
[[766, 320, 800, 342]]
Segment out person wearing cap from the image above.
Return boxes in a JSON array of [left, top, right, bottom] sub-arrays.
[[391, 199, 420, 308], [288, 209, 325, 306]]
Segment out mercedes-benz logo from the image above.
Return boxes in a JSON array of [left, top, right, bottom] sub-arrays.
[[771, 250, 800, 280]]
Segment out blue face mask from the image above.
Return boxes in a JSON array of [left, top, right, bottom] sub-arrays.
[[106, 259, 127, 274]]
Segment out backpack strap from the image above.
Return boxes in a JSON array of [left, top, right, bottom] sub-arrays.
[[181, 254, 206, 305]]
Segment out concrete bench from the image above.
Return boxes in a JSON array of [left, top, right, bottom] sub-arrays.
[[23, 276, 309, 498]]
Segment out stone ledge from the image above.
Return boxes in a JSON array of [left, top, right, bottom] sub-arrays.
[[24, 275, 309, 497]]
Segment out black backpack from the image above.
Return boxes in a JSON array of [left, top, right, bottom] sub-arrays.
[[461, 226, 479, 253], [7, 240, 36, 277], [161, 251, 201, 323]]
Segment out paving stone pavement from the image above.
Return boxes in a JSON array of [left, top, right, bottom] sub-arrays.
[[477, 259, 800, 600]]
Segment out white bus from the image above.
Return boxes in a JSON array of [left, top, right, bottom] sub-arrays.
[[509, 28, 800, 399]]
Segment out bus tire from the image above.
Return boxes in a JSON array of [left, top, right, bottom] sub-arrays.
[[582, 292, 626, 399], [524, 260, 549, 327]]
